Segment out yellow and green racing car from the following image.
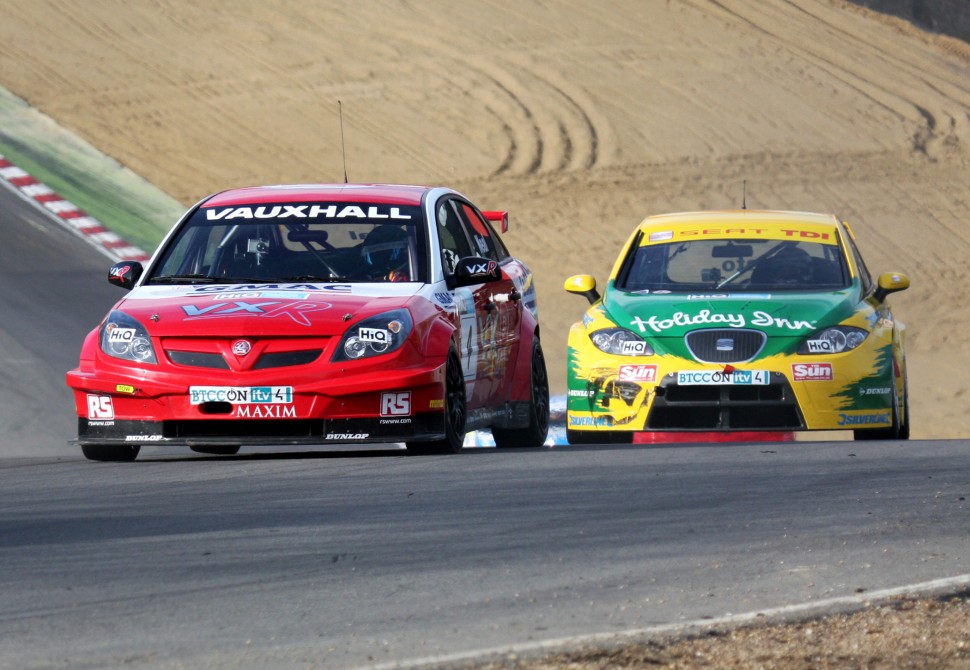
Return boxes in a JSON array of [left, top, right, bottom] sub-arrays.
[[564, 210, 910, 443]]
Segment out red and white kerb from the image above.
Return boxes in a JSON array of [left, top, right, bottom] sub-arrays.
[[0, 153, 149, 261]]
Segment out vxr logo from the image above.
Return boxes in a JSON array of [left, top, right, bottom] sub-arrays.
[[182, 301, 330, 326], [469, 261, 498, 275]]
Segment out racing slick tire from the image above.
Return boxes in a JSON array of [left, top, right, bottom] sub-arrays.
[[492, 338, 550, 448], [407, 348, 466, 455], [898, 393, 910, 440], [898, 370, 911, 440], [81, 444, 140, 462]]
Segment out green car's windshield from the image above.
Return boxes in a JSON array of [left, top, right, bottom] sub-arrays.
[[148, 202, 427, 284], [617, 238, 850, 293]]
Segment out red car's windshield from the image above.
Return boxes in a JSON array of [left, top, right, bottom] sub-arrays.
[[150, 202, 427, 284]]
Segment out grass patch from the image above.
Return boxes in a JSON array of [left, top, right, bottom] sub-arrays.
[[0, 87, 184, 253]]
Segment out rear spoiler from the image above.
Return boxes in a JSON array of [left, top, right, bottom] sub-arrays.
[[482, 210, 509, 233]]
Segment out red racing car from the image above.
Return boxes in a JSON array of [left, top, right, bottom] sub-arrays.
[[66, 184, 548, 461]]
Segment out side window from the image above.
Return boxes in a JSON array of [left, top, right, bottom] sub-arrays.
[[842, 232, 872, 294], [436, 199, 474, 275], [457, 202, 507, 261], [156, 223, 224, 277], [473, 205, 511, 260]]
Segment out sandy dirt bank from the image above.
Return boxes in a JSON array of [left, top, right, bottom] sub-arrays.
[[2, 0, 969, 437]]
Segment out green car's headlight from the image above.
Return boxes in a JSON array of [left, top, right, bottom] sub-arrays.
[[799, 326, 868, 354], [333, 308, 413, 361], [589, 327, 654, 356], [99, 311, 157, 364]]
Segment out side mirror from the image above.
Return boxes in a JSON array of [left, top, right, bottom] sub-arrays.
[[873, 272, 910, 303], [108, 261, 143, 290], [450, 256, 502, 288], [564, 274, 600, 305]]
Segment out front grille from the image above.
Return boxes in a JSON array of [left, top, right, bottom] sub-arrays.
[[168, 351, 230, 369], [166, 348, 323, 369], [164, 420, 325, 439], [646, 374, 803, 430], [685, 329, 766, 363], [253, 350, 322, 369]]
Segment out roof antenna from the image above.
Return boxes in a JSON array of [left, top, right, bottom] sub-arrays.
[[338, 100, 349, 184], [742, 180, 747, 210]]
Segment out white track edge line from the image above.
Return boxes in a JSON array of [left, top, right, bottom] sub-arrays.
[[363, 573, 970, 669]]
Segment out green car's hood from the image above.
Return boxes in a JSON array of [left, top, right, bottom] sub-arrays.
[[603, 285, 862, 356]]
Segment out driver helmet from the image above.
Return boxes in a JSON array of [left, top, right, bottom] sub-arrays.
[[770, 246, 814, 285], [362, 225, 409, 278]]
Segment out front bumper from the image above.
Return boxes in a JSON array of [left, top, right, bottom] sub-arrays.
[[68, 358, 447, 447], [566, 348, 898, 434], [75, 414, 445, 447]]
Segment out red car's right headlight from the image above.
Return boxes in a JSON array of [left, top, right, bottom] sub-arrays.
[[332, 308, 414, 362]]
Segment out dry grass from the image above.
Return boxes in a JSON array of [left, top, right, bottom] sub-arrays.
[[462, 594, 970, 669]]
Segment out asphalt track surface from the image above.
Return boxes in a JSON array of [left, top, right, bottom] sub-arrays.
[[1, 184, 969, 669], [0, 181, 122, 457]]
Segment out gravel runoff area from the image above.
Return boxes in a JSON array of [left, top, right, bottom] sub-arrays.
[[447, 590, 970, 669]]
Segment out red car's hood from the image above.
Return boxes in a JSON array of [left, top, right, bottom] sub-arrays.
[[114, 283, 423, 337]]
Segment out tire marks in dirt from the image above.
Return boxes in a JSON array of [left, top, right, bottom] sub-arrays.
[[360, 6, 602, 178], [691, 0, 970, 162]]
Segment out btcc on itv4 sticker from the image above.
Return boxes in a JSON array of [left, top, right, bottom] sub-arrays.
[[189, 386, 294, 405], [677, 370, 769, 386]]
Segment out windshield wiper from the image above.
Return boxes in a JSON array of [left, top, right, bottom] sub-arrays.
[[150, 275, 281, 285], [149, 274, 221, 284], [715, 267, 751, 289], [282, 275, 345, 282], [220, 278, 279, 284]]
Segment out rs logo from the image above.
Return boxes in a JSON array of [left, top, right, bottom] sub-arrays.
[[381, 392, 411, 416], [87, 394, 114, 420]]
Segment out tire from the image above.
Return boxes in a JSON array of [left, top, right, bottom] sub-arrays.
[[407, 349, 466, 455], [493, 338, 550, 448], [898, 367, 911, 440], [190, 445, 241, 455], [81, 444, 140, 462], [566, 429, 596, 445], [898, 388, 910, 440]]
